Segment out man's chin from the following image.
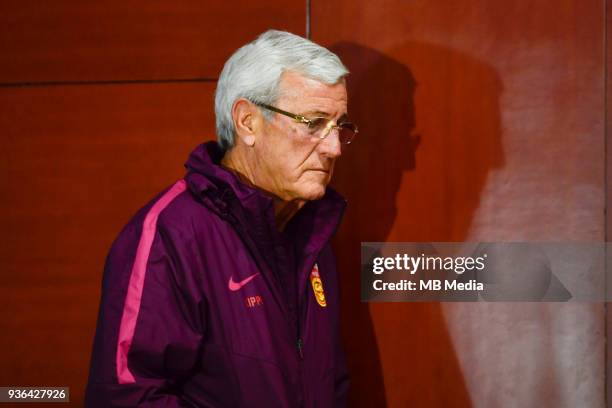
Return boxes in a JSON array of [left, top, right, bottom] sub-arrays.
[[295, 184, 327, 201]]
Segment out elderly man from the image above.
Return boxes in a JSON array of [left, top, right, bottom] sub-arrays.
[[85, 30, 357, 407]]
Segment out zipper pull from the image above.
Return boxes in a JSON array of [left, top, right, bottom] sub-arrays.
[[297, 338, 304, 360]]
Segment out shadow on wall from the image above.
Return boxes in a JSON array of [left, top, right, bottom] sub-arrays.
[[329, 42, 504, 407]]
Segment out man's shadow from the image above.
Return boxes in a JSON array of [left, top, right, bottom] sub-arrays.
[[330, 42, 504, 407]]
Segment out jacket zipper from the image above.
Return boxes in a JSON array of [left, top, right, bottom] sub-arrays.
[[295, 203, 346, 407], [296, 267, 304, 360], [296, 338, 304, 359], [296, 263, 304, 406], [295, 261, 311, 407]]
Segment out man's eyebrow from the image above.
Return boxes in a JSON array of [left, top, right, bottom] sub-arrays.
[[302, 110, 331, 117], [302, 110, 350, 120]]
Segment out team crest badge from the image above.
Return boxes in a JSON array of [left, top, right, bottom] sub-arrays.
[[310, 263, 327, 307]]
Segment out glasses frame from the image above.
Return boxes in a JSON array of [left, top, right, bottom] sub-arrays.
[[253, 102, 358, 145]]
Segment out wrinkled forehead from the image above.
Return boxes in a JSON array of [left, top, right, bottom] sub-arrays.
[[277, 71, 348, 115]]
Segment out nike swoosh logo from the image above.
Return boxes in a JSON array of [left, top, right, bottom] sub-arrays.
[[228, 273, 260, 291]]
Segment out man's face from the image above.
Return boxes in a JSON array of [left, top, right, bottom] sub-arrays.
[[253, 71, 348, 202]]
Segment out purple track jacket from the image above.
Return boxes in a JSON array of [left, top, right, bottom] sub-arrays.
[[85, 142, 349, 407]]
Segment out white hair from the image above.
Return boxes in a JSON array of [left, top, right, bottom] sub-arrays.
[[214, 30, 349, 149]]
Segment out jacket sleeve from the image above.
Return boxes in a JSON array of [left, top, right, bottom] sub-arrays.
[[85, 216, 206, 407]]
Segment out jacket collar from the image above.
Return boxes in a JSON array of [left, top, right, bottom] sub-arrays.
[[184, 142, 346, 256]]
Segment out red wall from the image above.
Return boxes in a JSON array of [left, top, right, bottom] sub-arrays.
[[0, 2, 305, 405], [0, 1, 607, 406], [315, 1, 605, 406]]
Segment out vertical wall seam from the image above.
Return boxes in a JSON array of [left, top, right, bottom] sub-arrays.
[[306, 0, 311, 39], [605, 0, 609, 407]]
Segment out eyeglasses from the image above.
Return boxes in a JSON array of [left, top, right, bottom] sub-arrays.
[[253, 102, 358, 145]]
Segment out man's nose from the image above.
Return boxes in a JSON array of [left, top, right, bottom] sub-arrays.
[[318, 129, 342, 159]]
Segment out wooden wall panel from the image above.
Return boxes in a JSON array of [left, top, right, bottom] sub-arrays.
[[0, 82, 216, 405], [607, 0, 612, 402], [314, 0, 605, 406], [0, 1, 305, 83], [1, 1, 606, 406]]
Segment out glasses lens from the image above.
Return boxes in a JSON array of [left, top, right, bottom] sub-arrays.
[[306, 117, 328, 135], [338, 123, 357, 145], [303, 117, 358, 145]]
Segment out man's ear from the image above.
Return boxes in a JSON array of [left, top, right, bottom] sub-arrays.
[[231, 98, 258, 146]]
